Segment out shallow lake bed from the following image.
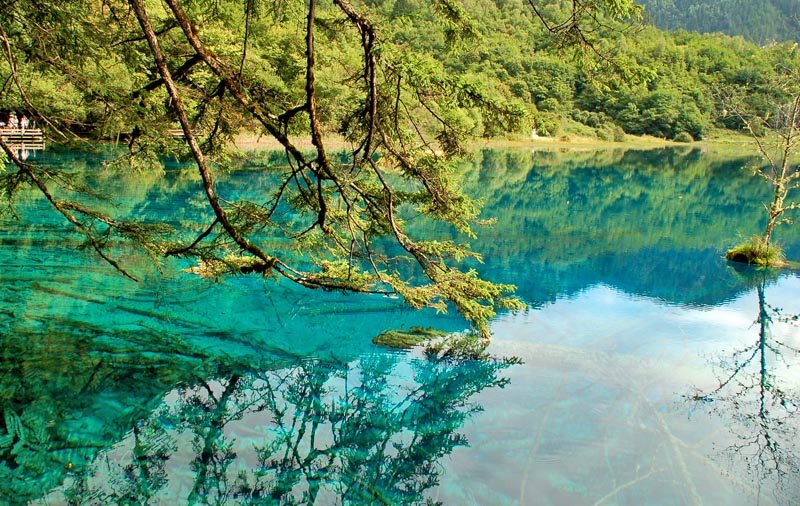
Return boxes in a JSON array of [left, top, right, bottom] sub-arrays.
[[2, 146, 799, 505]]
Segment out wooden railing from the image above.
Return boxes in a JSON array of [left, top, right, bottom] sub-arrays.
[[0, 128, 45, 150]]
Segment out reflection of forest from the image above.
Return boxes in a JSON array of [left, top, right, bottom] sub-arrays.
[[8, 146, 797, 309], [0, 319, 511, 504], [453, 147, 800, 306], [1, 147, 513, 502], [689, 268, 800, 504]]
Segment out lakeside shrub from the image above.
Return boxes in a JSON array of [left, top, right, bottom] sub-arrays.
[[726, 236, 784, 266]]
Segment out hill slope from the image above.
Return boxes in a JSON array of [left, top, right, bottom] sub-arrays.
[[638, 0, 800, 43]]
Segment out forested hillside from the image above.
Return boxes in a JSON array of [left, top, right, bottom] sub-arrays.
[[2, 0, 798, 144], [423, 0, 800, 141], [638, 0, 800, 44]]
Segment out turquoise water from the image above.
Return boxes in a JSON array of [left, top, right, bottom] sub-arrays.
[[1, 146, 799, 505]]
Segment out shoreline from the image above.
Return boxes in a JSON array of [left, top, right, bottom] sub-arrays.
[[234, 132, 756, 154]]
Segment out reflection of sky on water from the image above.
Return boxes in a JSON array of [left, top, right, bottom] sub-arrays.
[[432, 275, 800, 505], [28, 274, 791, 505], [497, 275, 800, 349], [38, 353, 512, 505], [28, 276, 797, 504]]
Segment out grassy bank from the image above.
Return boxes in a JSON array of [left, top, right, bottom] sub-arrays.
[[234, 129, 758, 155]]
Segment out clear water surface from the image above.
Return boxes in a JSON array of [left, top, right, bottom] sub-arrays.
[[1, 146, 798, 505]]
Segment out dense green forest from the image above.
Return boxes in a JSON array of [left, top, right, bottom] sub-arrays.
[[2, 0, 797, 144], [428, 0, 800, 141], [639, 0, 800, 44]]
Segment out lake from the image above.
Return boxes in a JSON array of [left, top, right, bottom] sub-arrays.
[[1, 145, 798, 505]]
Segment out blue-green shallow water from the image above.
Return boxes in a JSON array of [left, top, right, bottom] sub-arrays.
[[1, 146, 799, 505]]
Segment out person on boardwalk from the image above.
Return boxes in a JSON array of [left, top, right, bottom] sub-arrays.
[[8, 112, 18, 129], [20, 115, 29, 129]]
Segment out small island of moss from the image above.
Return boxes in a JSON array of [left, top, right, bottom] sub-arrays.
[[726, 236, 790, 268], [372, 327, 449, 349]]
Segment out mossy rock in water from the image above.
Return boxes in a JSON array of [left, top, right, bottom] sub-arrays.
[[725, 237, 785, 267], [372, 327, 448, 349]]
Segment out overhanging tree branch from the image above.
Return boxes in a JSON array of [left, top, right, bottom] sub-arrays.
[[0, 136, 139, 280], [129, 0, 278, 272]]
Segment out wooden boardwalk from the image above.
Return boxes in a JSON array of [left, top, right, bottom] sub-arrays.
[[0, 128, 45, 150]]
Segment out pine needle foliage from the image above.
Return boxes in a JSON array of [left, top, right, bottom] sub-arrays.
[[0, 0, 640, 337]]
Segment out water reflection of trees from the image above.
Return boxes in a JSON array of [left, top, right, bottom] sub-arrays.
[[0, 326, 512, 504], [448, 147, 800, 308], [0, 318, 214, 504], [94, 355, 511, 505], [689, 269, 800, 503]]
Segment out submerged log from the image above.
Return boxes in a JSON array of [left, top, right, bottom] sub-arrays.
[[372, 326, 448, 349]]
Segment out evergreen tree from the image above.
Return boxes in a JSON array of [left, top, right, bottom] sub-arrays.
[[0, 0, 640, 339]]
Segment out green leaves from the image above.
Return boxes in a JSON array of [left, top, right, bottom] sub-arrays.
[[388, 267, 522, 340], [431, 0, 478, 40], [13, 0, 746, 337], [599, 0, 644, 20]]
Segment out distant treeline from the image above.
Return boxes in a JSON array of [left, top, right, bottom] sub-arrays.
[[2, 0, 798, 144], [404, 0, 800, 141], [638, 0, 800, 45]]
